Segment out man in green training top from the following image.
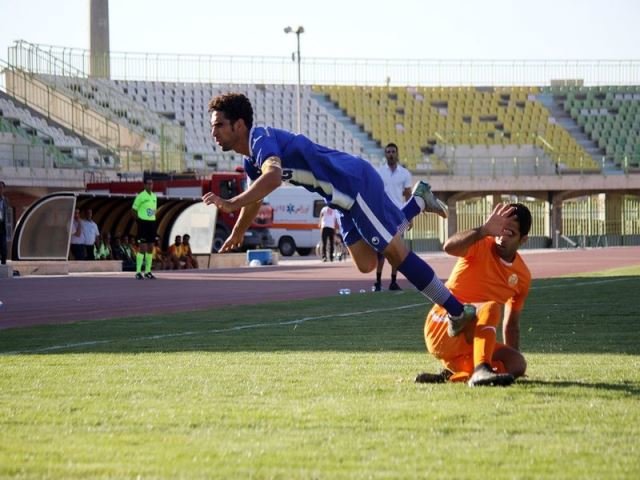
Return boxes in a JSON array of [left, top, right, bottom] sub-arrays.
[[131, 177, 158, 279]]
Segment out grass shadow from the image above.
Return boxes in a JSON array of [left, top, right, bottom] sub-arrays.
[[519, 378, 640, 397]]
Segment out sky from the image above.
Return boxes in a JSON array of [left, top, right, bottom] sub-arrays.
[[1, 0, 639, 61]]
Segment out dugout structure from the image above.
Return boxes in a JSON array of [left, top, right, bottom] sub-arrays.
[[11, 192, 216, 260]]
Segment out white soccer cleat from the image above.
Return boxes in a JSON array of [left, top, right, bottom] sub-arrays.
[[447, 304, 476, 337], [411, 181, 448, 218]]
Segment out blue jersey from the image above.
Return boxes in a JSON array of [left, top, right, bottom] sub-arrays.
[[244, 126, 372, 211], [244, 126, 407, 252]]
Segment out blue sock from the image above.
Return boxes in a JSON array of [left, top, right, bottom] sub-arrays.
[[402, 197, 422, 222], [397, 251, 464, 317]]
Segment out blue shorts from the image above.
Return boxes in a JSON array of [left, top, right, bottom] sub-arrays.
[[338, 166, 407, 253]]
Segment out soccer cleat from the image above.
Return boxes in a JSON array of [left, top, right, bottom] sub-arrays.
[[373, 282, 382, 292], [468, 364, 515, 387], [447, 304, 477, 337], [411, 181, 448, 218], [144, 272, 156, 279], [135, 273, 144, 280], [388, 282, 402, 291], [415, 369, 453, 384]]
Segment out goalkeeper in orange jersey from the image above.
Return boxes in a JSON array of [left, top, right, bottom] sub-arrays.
[[415, 202, 532, 387]]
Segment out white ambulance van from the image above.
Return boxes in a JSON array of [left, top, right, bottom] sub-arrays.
[[264, 186, 325, 256]]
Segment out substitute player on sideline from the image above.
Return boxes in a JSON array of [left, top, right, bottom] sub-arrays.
[[131, 177, 158, 280], [415, 203, 532, 387], [202, 92, 476, 330]]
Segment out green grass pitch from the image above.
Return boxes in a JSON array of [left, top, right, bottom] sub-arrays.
[[1, 269, 639, 479]]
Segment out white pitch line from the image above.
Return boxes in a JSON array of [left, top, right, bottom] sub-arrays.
[[3, 303, 428, 355], [3, 276, 635, 355]]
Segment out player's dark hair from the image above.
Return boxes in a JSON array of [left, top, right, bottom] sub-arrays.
[[509, 203, 532, 237], [208, 93, 254, 130], [385, 142, 398, 152]]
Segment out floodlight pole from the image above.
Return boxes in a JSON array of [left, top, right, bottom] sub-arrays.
[[284, 26, 304, 133]]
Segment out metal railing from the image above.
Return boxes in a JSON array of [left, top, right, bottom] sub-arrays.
[[7, 40, 640, 86]]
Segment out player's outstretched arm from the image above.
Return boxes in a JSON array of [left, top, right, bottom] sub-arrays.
[[231, 161, 282, 209], [202, 166, 281, 213], [503, 306, 522, 351], [202, 191, 234, 212], [219, 231, 244, 252], [218, 200, 263, 253], [444, 203, 517, 257]]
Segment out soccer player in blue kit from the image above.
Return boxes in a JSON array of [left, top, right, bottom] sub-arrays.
[[202, 93, 476, 330]]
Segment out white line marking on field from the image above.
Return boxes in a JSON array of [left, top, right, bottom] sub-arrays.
[[3, 277, 634, 355], [3, 303, 428, 355]]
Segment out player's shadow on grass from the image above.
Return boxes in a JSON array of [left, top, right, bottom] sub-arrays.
[[519, 378, 640, 396]]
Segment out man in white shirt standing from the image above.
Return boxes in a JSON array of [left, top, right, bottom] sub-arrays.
[[69, 208, 85, 260], [80, 208, 100, 260], [374, 143, 412, 291], [318, 205, 338, 262]]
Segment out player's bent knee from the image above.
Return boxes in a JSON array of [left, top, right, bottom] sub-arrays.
[[493, 346, 527, 378], [511, 355, 527, 378], [503, 353, 527, 378], [480, 301, 501, 318], [353, 257, 377, 273], [477, 301, 502, 327], [347, 241, 378, 272]]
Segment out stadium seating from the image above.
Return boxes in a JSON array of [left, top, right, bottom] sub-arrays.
[[547, 85, 640, 168], [0, 91, 115, 169], [313, 85, 600, 173], [0, 111, 77, 168], [9, 72, 638, 175], [25, 77, 370, 171], [109, 81, 367, 170]]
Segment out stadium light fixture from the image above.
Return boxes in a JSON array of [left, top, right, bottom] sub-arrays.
[[284, 25, 305, 133]]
